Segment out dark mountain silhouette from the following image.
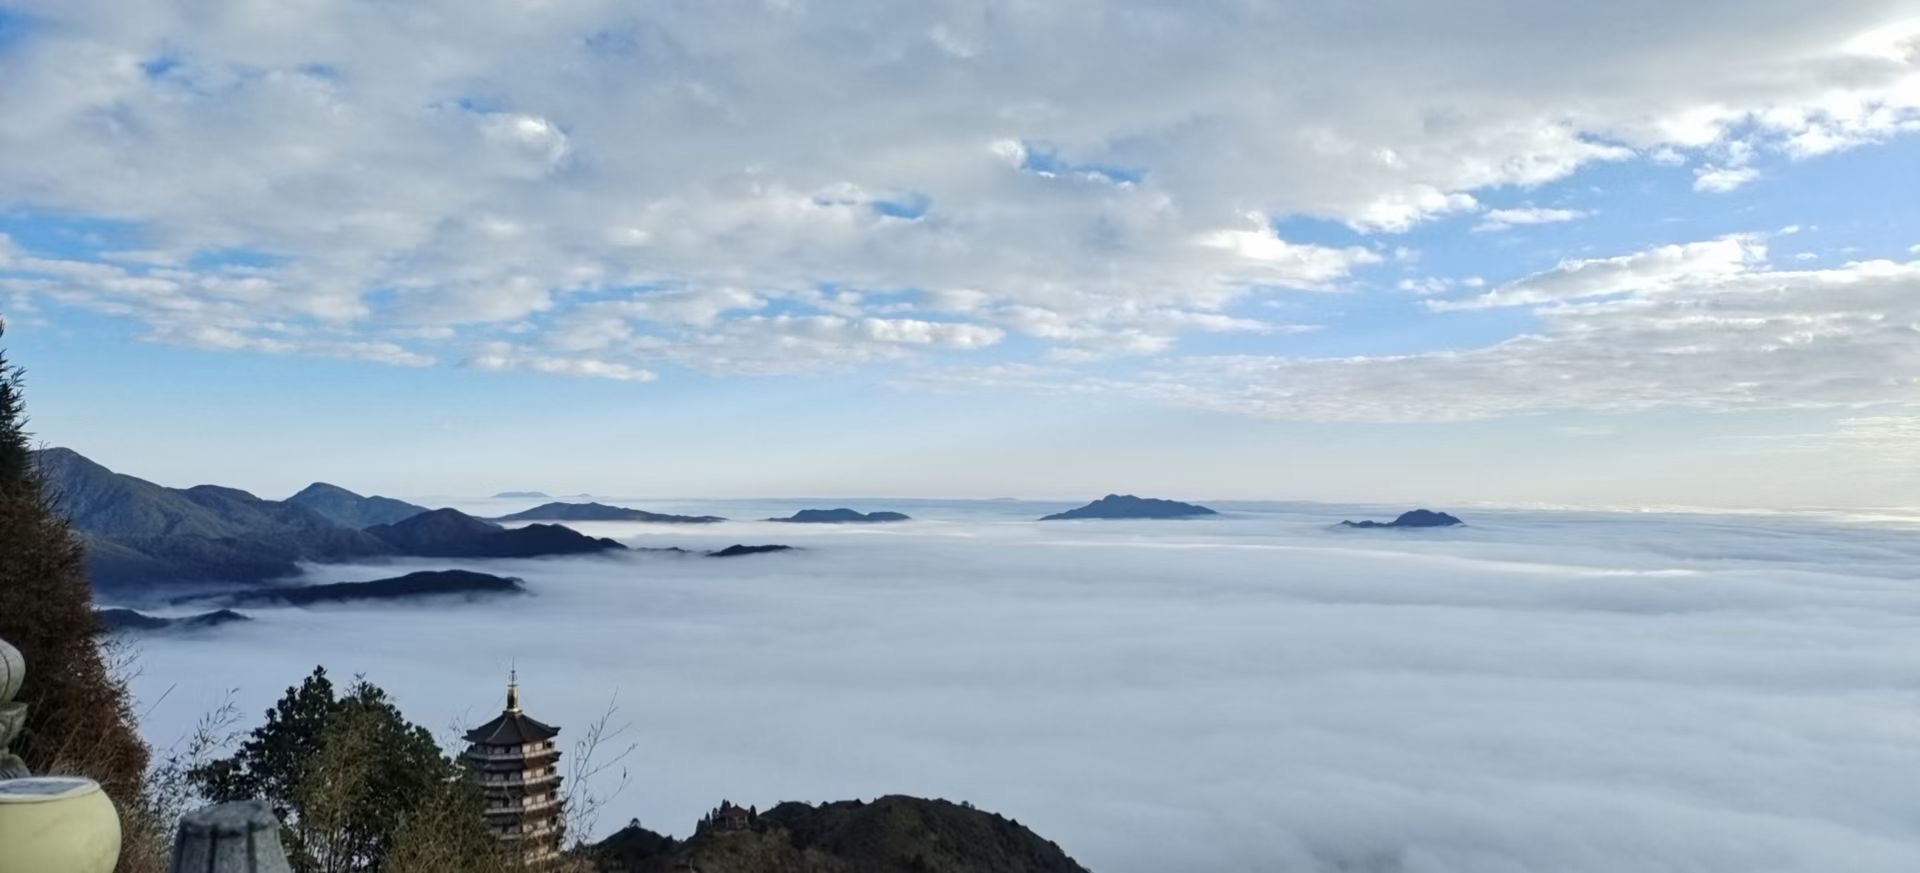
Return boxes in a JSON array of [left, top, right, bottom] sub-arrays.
[[1339, 509, 1464, 529], [1039, 494, 1218, 521], [707, 544, 795, 558], [493, 491, 551, 499], [591, 795, 1088, 873], [178, 569, 526, 607], [97, 608, 251, 633], [35, 449, 625, 591], [766, 508, 911, 523], [284, 482, 430, 528], [35, 448, 394, 591], [495, 502, 725, 524], [365, 508, 627, 558]]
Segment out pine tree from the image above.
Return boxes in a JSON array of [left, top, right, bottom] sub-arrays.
[[0, 327, 28, 484], [0, 322, 151, 801]]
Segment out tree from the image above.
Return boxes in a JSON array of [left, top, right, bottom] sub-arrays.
[[0, 323, 29, 484], [0, 322, 150, 801], [191, 666, 496, 873], [385, 777, 516, 873]]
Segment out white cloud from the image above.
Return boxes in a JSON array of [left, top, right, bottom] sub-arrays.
[[1648, 146, 1688, 166], [855, 316, 1004, 347], [1348, 189, 1481, 234], [930, 239, 1920, 422], [477, 112, 573, 175], [1398, 276, 1485, 295], [1194, 223, 1382, 286], [0, 1, 1915, 380], [465, 344, 657, 381], [922, 288, 992, 313], [1474, 207, 1588, 232], [1433, 235, 1766, 310], [167, 326, 436, 367], [1693, 165, 1761, 192]]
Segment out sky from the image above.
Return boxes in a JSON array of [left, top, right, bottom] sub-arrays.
[[124, 502, 1920, 872], [1, 0, 1919, 505]]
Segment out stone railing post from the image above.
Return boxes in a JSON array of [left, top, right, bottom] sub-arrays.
[[0, 634, 26, 778], [169, 800, 295, 873]]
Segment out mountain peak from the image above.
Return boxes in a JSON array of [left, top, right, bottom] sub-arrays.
[[284, 481, 430, 529], [494, 502, 725, 524], [366, 508, 626, 559], [1040, 494, 1218, 521], [290, 481, 362, 501]]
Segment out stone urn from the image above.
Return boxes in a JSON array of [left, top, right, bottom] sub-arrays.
[[0, 636, 122, 873], [0, 776, 122, 873]]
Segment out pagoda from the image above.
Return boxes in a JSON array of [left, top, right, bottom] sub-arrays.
[[462, 672, 565, 866]]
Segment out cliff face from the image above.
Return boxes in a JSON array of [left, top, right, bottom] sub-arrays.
[[592, 796, 1089, 873]]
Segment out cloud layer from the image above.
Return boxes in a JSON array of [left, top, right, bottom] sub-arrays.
[[1, 0, 1917, 400], [124, 500, 1920, 872], [930, 233, 1920, 421]]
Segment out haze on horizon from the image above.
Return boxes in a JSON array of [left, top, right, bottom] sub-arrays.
[[2, 0, 1919, 505]]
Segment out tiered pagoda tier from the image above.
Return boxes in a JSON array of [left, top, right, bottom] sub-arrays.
[[463, 676, 565, 867]]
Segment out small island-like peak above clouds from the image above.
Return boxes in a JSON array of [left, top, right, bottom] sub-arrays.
[[1338, 509, 1465, 529], [766, 508, 912, 523], [1039, 494, 1219, 521], [493, 501, 725, 524]]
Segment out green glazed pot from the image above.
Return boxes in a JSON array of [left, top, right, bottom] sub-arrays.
[[0, 777, 121, 873]]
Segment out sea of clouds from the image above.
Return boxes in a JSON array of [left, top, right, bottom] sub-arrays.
[[119, 499, 1920, 872]]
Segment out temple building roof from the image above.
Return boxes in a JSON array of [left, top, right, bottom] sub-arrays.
[[464, 672, 561, 745], [464, 710, 560, 745]]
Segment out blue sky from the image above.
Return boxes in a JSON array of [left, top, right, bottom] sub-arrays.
[[2, 0, 1918, 506]]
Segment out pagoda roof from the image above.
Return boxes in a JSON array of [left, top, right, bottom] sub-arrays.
[[466, 673, 561, 745], [465, 709, 560, 745]]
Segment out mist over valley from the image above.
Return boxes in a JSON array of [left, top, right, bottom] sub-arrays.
[[115, 496, 1920, 872]]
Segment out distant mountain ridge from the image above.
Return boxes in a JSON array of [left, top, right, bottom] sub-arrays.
[[285, 482, 430, 528], [36, 447, 395, 590], [494, 501, 725, 524], [180, 569, 527, 607], [708, 544, 795, 558], [1040, 494, 1218, 521], [33, 448, 627, 592], [98, 608, 251, 634], [1339, 509, 1464, 529], [493, 490, 550, 499], [366, 508, 626, 558], [766, 508, 911, 523]]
